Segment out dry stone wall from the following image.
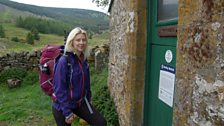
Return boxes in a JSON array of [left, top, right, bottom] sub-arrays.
[[0, 50, 40, 71], [0, 45, 109, 72]]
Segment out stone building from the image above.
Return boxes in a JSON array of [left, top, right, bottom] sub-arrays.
[[108, 0, 224, 126]]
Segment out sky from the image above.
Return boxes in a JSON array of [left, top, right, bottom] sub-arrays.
[[9, 0, 109, 13]]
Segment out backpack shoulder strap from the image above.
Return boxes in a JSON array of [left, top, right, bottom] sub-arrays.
[[62, 52, 72, 75], [62, 52, 73, 99], [63, 52, 70, 64]]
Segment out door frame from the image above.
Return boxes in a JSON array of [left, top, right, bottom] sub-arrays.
[[144, 0, 178, 125]]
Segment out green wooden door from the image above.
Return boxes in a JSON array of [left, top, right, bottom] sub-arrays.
[[144, 0, 178, 125]]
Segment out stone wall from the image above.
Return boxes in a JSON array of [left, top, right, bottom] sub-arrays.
[[90, 44, 110, 71], [108, 0, 147, 125], [0, 45, 109, 72], [174, 0, 224, 125], [0, 50, 40, 71]]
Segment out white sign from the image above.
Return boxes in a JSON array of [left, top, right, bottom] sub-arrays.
[[165, 50, 173, 63], [158, 64, 175, 107]]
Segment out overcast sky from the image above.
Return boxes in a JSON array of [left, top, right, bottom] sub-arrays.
[[9, 0, 109, 13]]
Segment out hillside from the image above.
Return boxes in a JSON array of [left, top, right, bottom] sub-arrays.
[[0, 22, 109, 56], [0, 23, 64, 56], [0, 4, 32, 22], [0, 0, 109, 56], [0, 0, 109, 33]]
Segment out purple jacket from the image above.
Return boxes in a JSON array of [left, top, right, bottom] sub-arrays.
[[52, 52, 91, 117]]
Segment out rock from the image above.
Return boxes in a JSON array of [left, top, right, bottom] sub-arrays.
[[7, 79, 21, 89], [79, 118, 88, 125]]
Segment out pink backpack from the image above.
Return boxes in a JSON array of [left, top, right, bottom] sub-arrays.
[[39, 45, 65, 101]]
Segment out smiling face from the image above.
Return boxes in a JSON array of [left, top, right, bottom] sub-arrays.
[[72, 33, 87, 55]]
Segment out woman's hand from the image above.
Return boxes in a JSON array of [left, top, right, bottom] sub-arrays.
[[65, 113, 77, 124], [65, 116, 73, 124], [65, 114, 74, 124]]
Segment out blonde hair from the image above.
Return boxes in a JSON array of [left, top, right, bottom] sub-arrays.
[[64, 27, 89, 59]]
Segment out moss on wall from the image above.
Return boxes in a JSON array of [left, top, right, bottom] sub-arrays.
[[108, 0, 147, 125], [174, 0, 224, 125]]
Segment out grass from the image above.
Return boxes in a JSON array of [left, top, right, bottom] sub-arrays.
[[0, 64, 118, 126], [0, 81, 55, 126], [88, 31, 109, 47]]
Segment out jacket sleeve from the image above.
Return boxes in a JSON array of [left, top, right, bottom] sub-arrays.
[[85, 62, 91, 102], [53, 57, 72, 117]]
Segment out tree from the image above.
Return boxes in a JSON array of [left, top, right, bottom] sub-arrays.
[[15, 16, 71, 36], [92, 0, 109, 7], [26, 32, 34, 45], [15, 16, 23, 27], [11, 37, 19, 42], [0, 25, 5, 38], [88, 31, 93, 39], [31, 28, 40, 40]]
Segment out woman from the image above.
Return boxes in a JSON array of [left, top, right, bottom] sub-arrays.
[[52, 27, 107, 126]]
